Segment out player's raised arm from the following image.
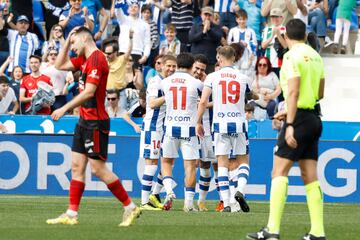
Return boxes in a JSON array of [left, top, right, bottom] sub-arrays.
[[55, 27, 79, 71]]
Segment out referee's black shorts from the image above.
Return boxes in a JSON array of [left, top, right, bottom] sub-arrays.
[[275, 109, 322, 161]]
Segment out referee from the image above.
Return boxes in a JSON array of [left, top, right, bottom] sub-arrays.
[[247, 19, 326, 240]]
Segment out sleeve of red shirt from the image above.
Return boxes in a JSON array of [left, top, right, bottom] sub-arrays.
[[70, 56, 85, 71], [85, 52, 106, 86], [20, 76, 28, 89], [41, 75, 52, 86]]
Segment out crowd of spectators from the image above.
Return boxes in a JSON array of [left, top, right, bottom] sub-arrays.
[[0, 0, 358, 123]]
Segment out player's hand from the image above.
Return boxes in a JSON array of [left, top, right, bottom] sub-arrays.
[[133, 125, 141, 133], [196, 123, 205, 138], [285, 125, 297, 149], [51, 108, 66, 121]]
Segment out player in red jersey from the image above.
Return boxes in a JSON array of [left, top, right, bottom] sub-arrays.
[[20, 55, 52, 115], [46, 27, 140, 227]]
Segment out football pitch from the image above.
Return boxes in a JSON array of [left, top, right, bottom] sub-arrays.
[[0, 195, 359, 240]]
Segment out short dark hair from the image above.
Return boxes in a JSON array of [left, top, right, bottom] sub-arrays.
[[229, 43, 245, 62], [139, 88, 146, 100], [102, 37, 119, 52], [0, 76, 10, 84], [235, 9, 248, 19], [286, 19, 306, 41], [29, 55, 42, 62], [194, 54, 209, 66], [107, 89, 120, 98], [176, 53, 194, 69], [141, 4, 152, 14], [245, 103, 254, 113]]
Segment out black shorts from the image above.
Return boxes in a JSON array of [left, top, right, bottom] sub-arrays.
[[275, 109, 322, 161], [72, 123, 109, 161]]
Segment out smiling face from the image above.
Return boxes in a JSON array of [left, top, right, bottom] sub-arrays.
[[52, 26, 63, 39], [70, 0, 82, 11], [0, 82, 9, 96], [162, 59, 177, 77], [192, 61, 207, 80], [29, 57, 41, 73], [12, 67, 23, 80], [236, 16, 247, 29], [164, 29, 176, 42], [128, 4, 139, 17]]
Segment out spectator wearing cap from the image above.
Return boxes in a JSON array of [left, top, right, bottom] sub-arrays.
[[261, 0, 297, 25], [189, 6, 223, 73], [59, 0, 94, 38], [163, 0, 194, 47], [114, 0, 151, 70], [5, 15, 40, 74], [0, 75, 19, 114], [261, 8, 287, 76]]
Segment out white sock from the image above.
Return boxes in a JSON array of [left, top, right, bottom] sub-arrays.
[[198, 167, 211, 203], [162, 176, 173, 195], [123, 201, 136, 211], [237, 164, 250, 195], [151, 171, 163, 195], [141, 165, 158, 205], [66, 209, 78, 217], [218, 167, 230, 207], [185, 187, 195, 207]]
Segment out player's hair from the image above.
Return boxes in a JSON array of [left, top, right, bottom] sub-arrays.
[[139, 88, 146, 100], [141, 4, 152, 14], [107, 89, 120, 98], [229, 43, 245, 62], [286, 19, 306, 41], [176, 53, 194, 69], [29, 55, 42, 63], [0, 76, 10, 84], [217, 46, 236, 60], [235, 9, 247, 19], [194, 54, 208, 66], [74, 26, 94, 40], [162, 54, 177, 65], [165, 23, 176, 32]]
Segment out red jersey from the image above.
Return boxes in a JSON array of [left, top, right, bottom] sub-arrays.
[[20, 74, 52, 115], [71, 50, 109, 128]]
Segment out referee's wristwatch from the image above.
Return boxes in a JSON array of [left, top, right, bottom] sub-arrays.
[[286, 122, 294, 128]]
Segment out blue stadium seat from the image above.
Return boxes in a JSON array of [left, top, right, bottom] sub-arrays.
[[357, 1, 360, 7], [328, 7, 359, 31], [33, 0, 44, 22]]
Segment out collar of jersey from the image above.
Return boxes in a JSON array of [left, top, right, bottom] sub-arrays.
[[220, 65, 235, 70], [175, 70, 192, 76]]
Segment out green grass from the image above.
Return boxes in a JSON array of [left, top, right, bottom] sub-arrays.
[[0, 195, 359, 240]]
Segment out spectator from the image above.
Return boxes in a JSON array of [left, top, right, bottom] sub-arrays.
[[0, 3, 10, 66], [106, 89, 125, 118], [42, 24, 65, 55], [294, 0, 309, 25], [114, 0, 151, 69], [245, 103, 255, 120], [234, 0, 266, 49], [332, 0, 356, 54], [227, 9, 258, 56], [214, 0, 237, 29], [122, 88, 146, 133], [145, 54, 163, 87], [82, 0, 109, 40], [20, 55, 53, 115], [141, 4, 160, 65], [40, 48, 72, 111], [307, 0, 329, 49], [189, 6, 223, 73], [44, 0, 70, 39], [163, 0, 193, 47], [250, 56, 281, 119], [261, 0, 297, 25], [6, 15, 40, 74], [103, 32, 133, 110], [123, 55, 144, 110], [59, 0, 94, 38], [0, 56, 23, 113], [0, 75, 18, 114], [159, 24, 181, 56], [261, 8, 287, 76]]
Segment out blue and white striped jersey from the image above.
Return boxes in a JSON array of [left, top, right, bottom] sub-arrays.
[[7, 30, 40, 73], [214, 0, 235, 13], [143, 74, 166, 131], [227, 27, 258, 54], [160, 71, 203, 138], [202, 95, 213, 136], [204, 66, 248, 134]]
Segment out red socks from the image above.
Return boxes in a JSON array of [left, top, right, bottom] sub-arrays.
[[107, 179, 131, 206], [68, 180, 85, 211]]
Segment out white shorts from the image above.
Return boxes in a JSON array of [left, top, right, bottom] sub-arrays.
[[214, 132, 247, 156], [139, 130, 163, 159], [200, 135, 216, 162], [161, 135, 200, 160]]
